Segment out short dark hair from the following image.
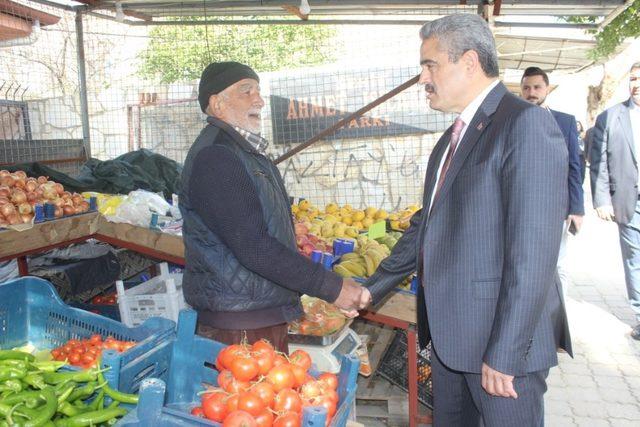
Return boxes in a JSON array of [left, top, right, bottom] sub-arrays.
[[521, 67, 549, 86]]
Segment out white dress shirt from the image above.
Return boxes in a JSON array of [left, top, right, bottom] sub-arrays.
[[429, 79, 500, 211], [630, 100, 640, 187]]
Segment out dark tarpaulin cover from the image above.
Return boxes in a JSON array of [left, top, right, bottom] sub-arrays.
[[5, 149, 182, 199]]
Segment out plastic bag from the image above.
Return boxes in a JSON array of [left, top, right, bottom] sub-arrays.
[[106, 190, 171, 227]]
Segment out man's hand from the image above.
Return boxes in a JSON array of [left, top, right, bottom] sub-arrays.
[[334, 278, 367, 317], [595, 205, 615, 221], [567, 214, 584, 233], [481, 363, 518, 399]]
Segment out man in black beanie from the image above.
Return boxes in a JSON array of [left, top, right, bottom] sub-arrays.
[[179, 62, 370, 352]]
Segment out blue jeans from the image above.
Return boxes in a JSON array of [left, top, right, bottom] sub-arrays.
[[618, 199, 640, 322]]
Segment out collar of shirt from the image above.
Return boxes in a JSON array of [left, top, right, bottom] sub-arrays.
[[233, 126, 269, 154], [457, 79, 500, 137]]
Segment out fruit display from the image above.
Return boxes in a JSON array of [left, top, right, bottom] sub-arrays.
[[50, 335, 136, 369], [294, 223, 331, 257], [0, 349, 136, 425], [332, 235, 391, 278], [288, 295, 347, 337], [292, 200, 389, 235], [0, 169, 90, 227], [189, 342, 341, 426], [388, 204, 420, 231]]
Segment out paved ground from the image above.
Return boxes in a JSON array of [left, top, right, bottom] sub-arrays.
[[545, 189, 640, 426]]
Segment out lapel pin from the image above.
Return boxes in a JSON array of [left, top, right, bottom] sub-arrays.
[[477, 122, 484, 130]]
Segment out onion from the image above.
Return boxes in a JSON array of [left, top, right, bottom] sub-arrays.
[[13, 178, 26, 190], [42, 187, 57, 200], [0, 186, 9, 197], [18, 203, 32, 215], [6, 213, 21, 225], [25, 179, 37, 193], [13, 170, 26, 179], [54, 206, 63, 218], [61, 191, 71, 200], [26, 192, 37, 202], [0, 203, 14, 217], [0, 170, 10, 178], [79, 201, 90, 212], [62, 205, 75, 216], [20, 213, 33, 224], [0, 197, 9, 205], [0, 175, 14, 187], [71, 194, 83, 206], [54, 183, 64, 195], [37, 176, 48, 184], [11, 189, 27, 204], [52, 198, 64, 207]]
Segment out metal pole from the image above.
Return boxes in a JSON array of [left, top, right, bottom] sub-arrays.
[[75, 11, 91, 160]]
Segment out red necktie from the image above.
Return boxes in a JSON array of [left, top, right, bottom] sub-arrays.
[[433, 117, 465, 200]]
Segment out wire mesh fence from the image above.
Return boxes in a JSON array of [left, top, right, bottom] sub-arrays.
[[0, 1, 474, 209]]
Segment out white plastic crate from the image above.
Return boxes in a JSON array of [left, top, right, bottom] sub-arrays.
[[116, 263, 189, 327]]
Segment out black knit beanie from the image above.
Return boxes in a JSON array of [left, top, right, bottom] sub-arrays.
[[198, 62, 260, 113]]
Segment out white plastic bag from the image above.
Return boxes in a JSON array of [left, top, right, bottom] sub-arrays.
[[106, 190, 171, 227]]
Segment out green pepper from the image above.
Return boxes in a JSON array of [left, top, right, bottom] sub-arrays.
[[0, 360, 29, 371], [42, 369, 102, 386], [53, 407, 127, 427], [65, 382, 97, 403], [0, 351, 35, 362], [96, 371, 138, 405], [0, 379, 23, 393], [55, 383, 76, 406], [0, 366, 27, 382], [88, 390, 104, 411], [57, 402, 85, 418], [28, 362, 67, 373], [23, 387, 57, 427], [22, 374, 47, 390]]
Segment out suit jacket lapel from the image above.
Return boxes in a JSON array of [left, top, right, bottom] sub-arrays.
[[429, 82, 507, 214], [619, 99, 636, 164]]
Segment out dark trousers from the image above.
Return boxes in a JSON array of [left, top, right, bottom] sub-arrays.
[[431, 347, 548, 427], [197, 323, 289, 353]]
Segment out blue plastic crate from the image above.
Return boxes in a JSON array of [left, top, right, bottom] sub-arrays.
[[0, 276, 176, 393], [117, 309, 360, 427]]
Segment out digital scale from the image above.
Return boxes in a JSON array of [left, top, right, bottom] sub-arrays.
[[288, 321, 362, 373]]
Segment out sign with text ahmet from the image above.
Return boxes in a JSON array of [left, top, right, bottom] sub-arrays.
[[269, 66, 451, 145]]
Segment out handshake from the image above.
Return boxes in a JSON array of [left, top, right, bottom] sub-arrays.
[[333, 278, 372, 318]]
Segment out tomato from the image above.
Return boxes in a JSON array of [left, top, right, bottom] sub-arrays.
[[230, 356, 260, 382], [217, 369, 234, 390], [226, 394, 240, 413], [300, 381, 322, 399], [190, 406, 204, 417], [266, 365, 295, 392], [251, 339, 275, 357], [325, 389, 339, 404], [224, 378, 251, 394], [92, 296, 104, 305], [223, 410, 258, 427], [51, 348, 61, 359], [237, 391, 266, 416], [314, 396, 337, 418], [202, 392, 228, 422], [221, 344, 249, 370], [81, 353, 96, 366], [273, 354, 288, 367], [68, 352, 82, 365], [289, 350, 311, 371], [103, 340, 120, 351], [254, 409, 274, 427], [254, 352, 275, 376], [250, 381, 275, 407], [273, 388, 302, 414], [317, 373, 338, 391], [273, 412, 300, 427], [89, 334, 102, 345], [289, 365, 306, 389]]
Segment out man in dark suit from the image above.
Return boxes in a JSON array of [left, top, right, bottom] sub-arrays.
[[590, 62, 640, 340], [520, 66, 585, 300], [364, 14, 572, 425]]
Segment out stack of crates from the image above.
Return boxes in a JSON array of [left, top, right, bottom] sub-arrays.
[[116, 262, 189, 327]]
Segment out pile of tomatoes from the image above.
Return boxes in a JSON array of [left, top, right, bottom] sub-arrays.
[[190, 340, 340, 427], [50, 335, 136, 369]]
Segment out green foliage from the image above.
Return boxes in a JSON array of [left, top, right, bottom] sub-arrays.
[[138, 19, 338, 83], [565, 0, 640, 59]]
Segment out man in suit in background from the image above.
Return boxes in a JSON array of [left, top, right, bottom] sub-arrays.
[[590, 62, 640, 340], [364, 14, 571, 425], [520, 66, 585, 300]]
